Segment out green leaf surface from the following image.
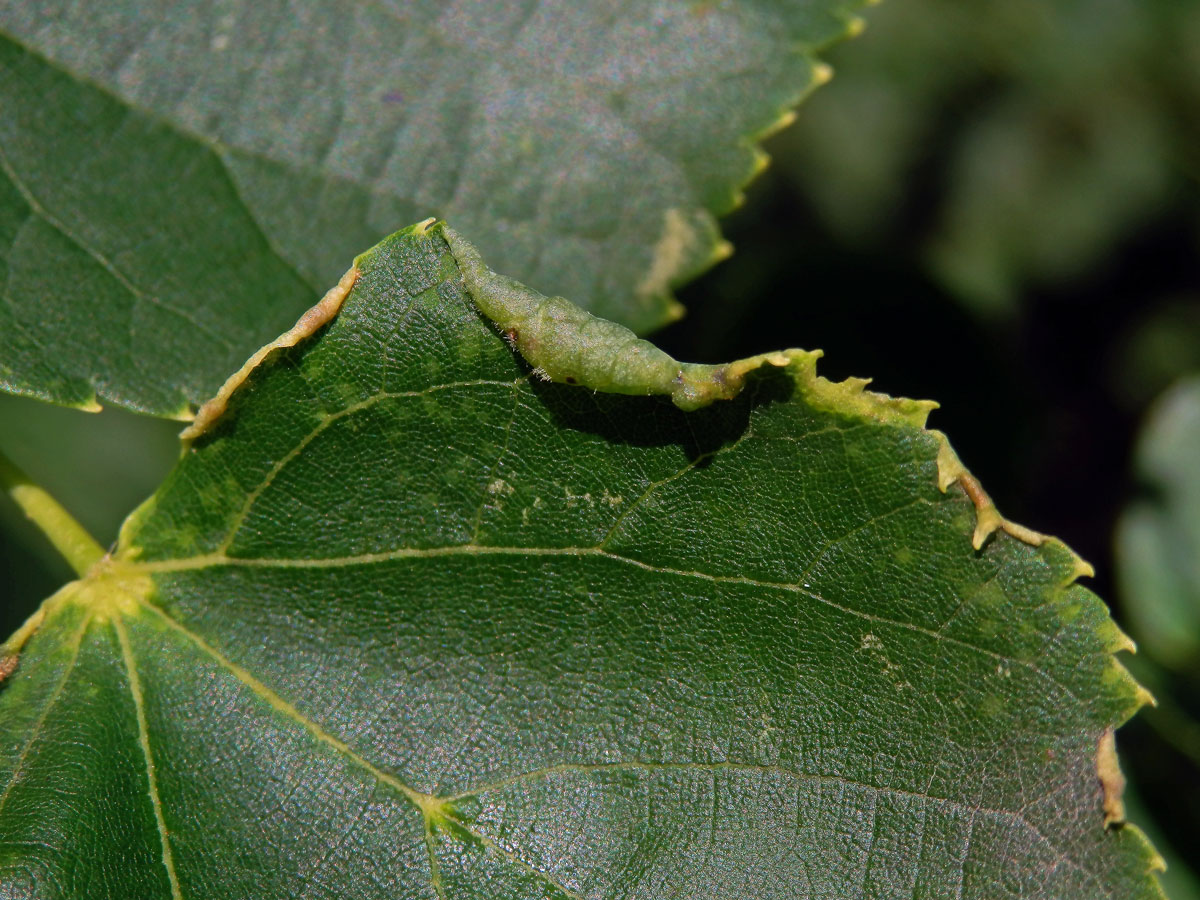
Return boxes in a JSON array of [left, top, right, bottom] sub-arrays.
[[1124, 782, 1200, 900], [1117, 376, 1200, 671], [0, 33, 316, 416], [0, 1, 866, 416], [0, 224, 1162, 898]]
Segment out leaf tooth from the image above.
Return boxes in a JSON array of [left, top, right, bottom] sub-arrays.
[[73, 394, 103, 413], [933, 436, 1071, 554]]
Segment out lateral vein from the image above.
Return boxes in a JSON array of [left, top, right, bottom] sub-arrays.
[[0, 613, 89, 818], [137, 600, 431, 810], [114, 617, 184, 900]]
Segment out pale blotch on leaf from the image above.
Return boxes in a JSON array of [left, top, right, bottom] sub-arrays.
[[445, 225, 799, 411], [486, 479, 514, 496], [1097, 728, 1128, 828], [635, 208, 728, 320]]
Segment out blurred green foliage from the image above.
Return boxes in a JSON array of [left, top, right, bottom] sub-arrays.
[[1112, 301, 1200, 411], [775, 0, 1200, 318], [1119, 378, 1200, 668], [0, 396, 178, 635]]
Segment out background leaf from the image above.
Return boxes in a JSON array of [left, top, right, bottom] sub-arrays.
[[0, 34, 316, 416], [0, 224, 1162, 898], [1115, 377, 1200, 885], [0, 0, 868, 415], [1117, 377, 1200, 669]]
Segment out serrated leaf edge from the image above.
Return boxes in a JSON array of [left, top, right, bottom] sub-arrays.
[[639, 6, 875, 330], [3, 217, 1167, 898], [435, 220, 1164, 892]]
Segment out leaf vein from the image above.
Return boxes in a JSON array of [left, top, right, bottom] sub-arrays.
[[596, 426, 758, 550], [136, 599, 431, 809], [0, 607, 88, 819], [138, 598, 585, 900], [423, 818, 449, 900], [114, 616, 183, 900], [218, 378, 527, 554], [447, 760, 1109, 896], [0, 138, 236, 353], [132, 540, 1081, 703]]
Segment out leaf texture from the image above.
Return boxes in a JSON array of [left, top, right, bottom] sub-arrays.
[[0, 223, 1163, 899], [0, 0, 869, 414]]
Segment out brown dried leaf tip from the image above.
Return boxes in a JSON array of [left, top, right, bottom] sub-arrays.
[[181, 265, 359, 442]]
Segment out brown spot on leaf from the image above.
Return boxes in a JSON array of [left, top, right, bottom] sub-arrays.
[[1097, 728, 1127, 828], [0, 654, 17, 684], [181, 265, 359, 442]]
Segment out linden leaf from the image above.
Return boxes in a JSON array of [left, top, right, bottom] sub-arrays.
[[0, 0, 868, 415], [0, 224, 1163, 899]]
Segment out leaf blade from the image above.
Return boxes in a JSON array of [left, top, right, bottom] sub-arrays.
[[0, 599, 177, 898], [0, 0, 871, 414], [0, 33, 316, 416], [1, 224, 1163, 898]]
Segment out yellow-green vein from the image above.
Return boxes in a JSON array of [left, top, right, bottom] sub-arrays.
[[115, 616, 183, 900], [135, 598, 585, 900], [126, 539, 1084, 704], [136, 599, 431, 809], [0, 611, 89, 818], [214, 378, 527, 555], [423, 818, 449, 900]]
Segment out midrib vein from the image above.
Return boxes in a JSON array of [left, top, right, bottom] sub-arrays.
[[115, 616, 183, 900], [127, 544, 1078, 701], [133, 543, 597, 572]]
